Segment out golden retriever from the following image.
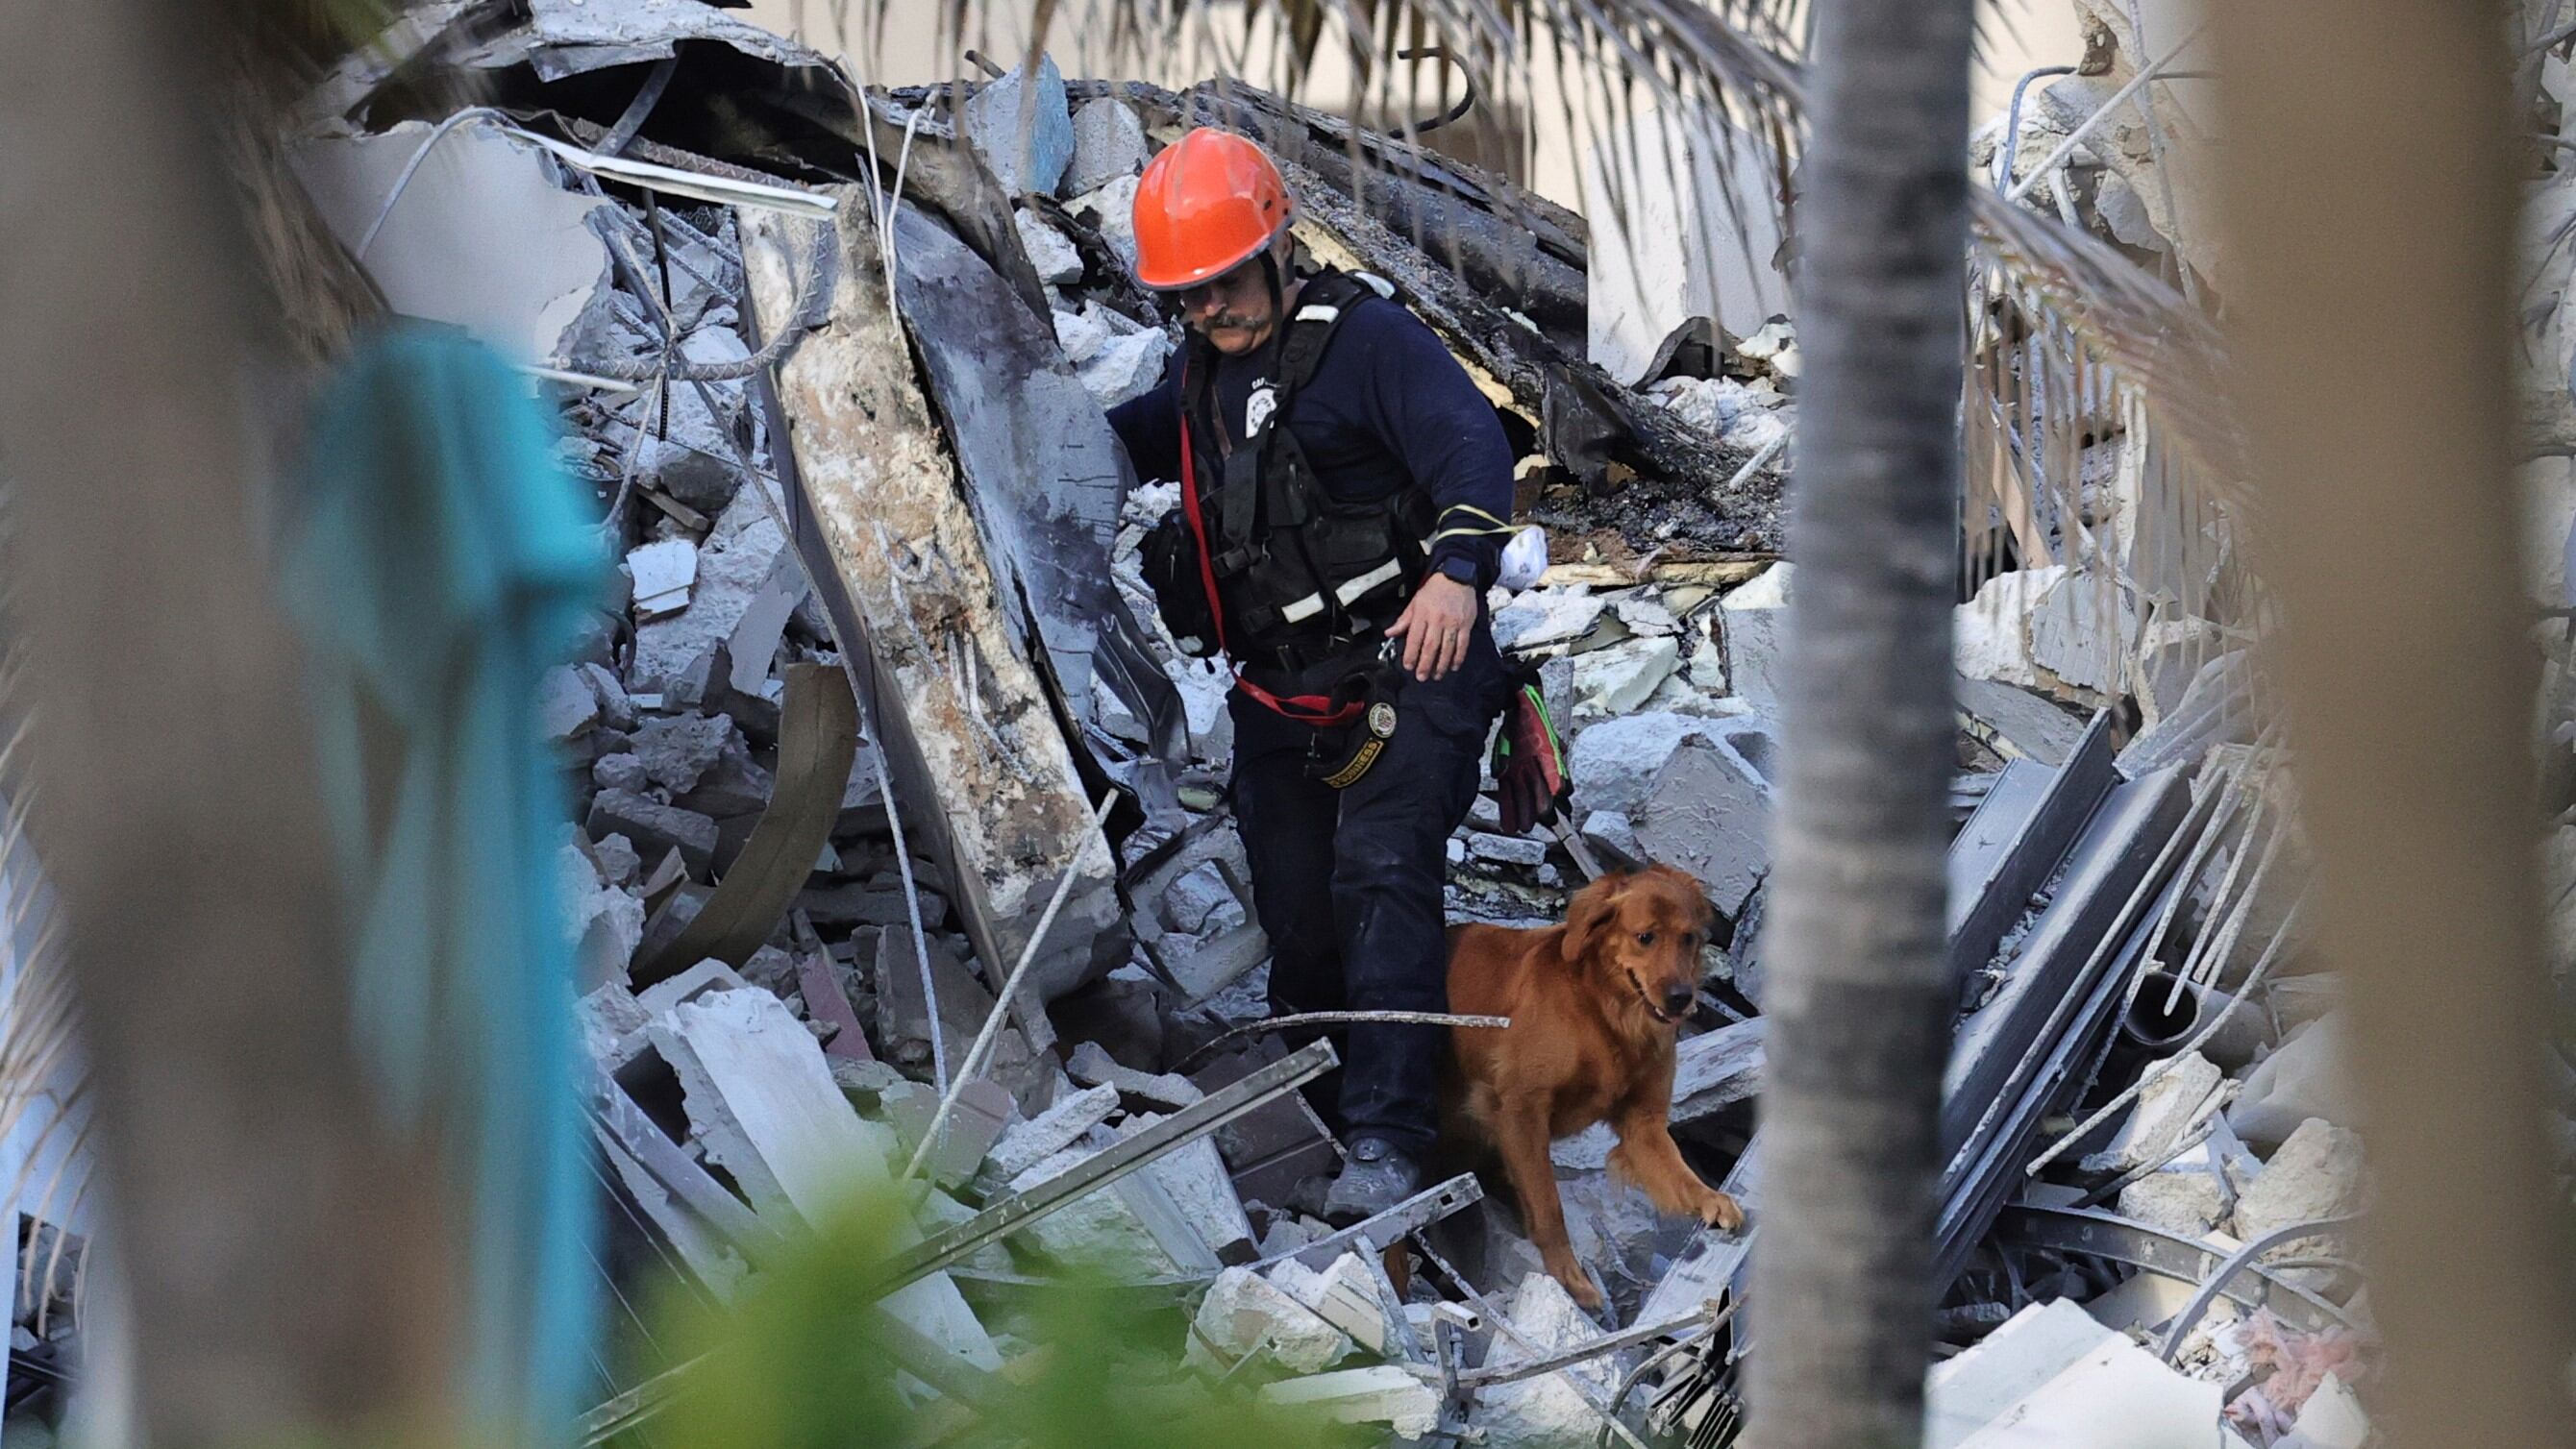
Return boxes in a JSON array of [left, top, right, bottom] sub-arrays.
[[1443, 865, 1746, 1309]]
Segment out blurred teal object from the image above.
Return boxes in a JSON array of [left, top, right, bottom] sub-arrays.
[[282, 327, 606, 1442]]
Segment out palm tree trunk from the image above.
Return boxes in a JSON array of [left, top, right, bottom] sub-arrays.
[[2212, 4, 2576, 1443], [0, 2, 458, 1441], [1744, 0, 1971, 1443]]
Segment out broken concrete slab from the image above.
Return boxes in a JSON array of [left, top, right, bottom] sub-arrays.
[[746, 198, 1126, 1009], [1718, 563, 1792, 712], [1634, 738, 1771, 919], [982, 1084, 1121, 1184], [1474, 1273, 1619, 1449], [2118, 1169, 2231, 1238], [1003, 1142, 1190, 1274], [1924, 1299, 2227, 1449], [1567, 711, 1737, 821], [1572, 635, 1681, 716], [1579, 102, 1790, 388], [1258, 1364, 1440, 1436], [1068, 1041, 1201, 1113], [1167, 921, 1270, 1005], [2232, 1117, 2366, 1289], [1014, 208, 1084, 283], [963, 56, 1074, 197], [630, 711, 740, 796], [648, 986, 1000, 1369], [1267, 1252, 1396, 1357], [1492, 589, 1607, 654], [1063, 97, 1148, 197], [287, 119, 613, 363], [1076, 326, 1174, 409], [587, 789, 718, 877], [627, 538, 698, 619], [1119, 1112, 1256, 1266], [2084, 1051, 2224, 1177], [1186, 1265, 1351, 1375], [538, 664, 599, 742]]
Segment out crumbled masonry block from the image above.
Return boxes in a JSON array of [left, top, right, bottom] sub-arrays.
[[1063, 98, 1148, 196], [962, 56, 1073, 196], [1186, 1265, 1351, 1376], [2233, 1117, 2367, 1289], [628, 538, 697, 618], [1474, 1272, 1619, 1449], [588, 789, 718, 877], [648, 985, 999, 1368], [1068, 1041, 1201, 1112], [1120, 1112, 1256, 1266], [2083, 1052, 2223, 1176], [1007, 1144, 1183, 1273], [1466, 831, 1549, 869], [593, 751, 649, 794], [981, 1084, 1120, 1183], [538, 665, 599, 742], [1267, 1253, 1394, 1356], [1493, 590, 1607, 654], [1258, 1365, 1440, 1437], [1636, 739, 1771, 918], [1573, 635, 1681, 716], [631, 712, 740, 796], [1014, 209, 1083, 284], [1167, 921, 1270, 1004]]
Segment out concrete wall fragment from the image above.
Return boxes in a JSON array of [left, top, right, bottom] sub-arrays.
[[741, 195, 1120, 1006]]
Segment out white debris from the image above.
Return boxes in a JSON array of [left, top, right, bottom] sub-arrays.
[[962, 56, 1074, 197], [1016, 208, 1084, 284], [1924, 1299, 2225, 1449], [538, 664, 600, 742], [628, 538, 698, 619], [1078, 327, 1174, 408], [2084, 1051, 2225, 1176], [1063, 97, 1149, 197], [1573, 635, 1681, 715], [1186, 1265, 1351, 1375], [1258, 1364, 1440, 1437], [1068, 174, 1142, 275], [1474, 1273, 1617, 1449], [2231, 1117, 2366, 1289], [1267, 1253, 1395, 1357], [1493, 589, 1607, 654], [1053, 304, 1111, 364]]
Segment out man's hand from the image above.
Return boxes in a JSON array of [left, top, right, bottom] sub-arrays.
[[1386, 573, 1478, 681]]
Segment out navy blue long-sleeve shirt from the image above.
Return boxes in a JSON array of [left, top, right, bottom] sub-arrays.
[[1106, 283, 1517, 588]]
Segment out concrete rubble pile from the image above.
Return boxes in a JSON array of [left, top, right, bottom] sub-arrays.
[[221, 0, 2533, 1443]]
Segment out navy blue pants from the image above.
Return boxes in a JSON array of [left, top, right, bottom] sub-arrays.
[[1228, 626, 1511, 1155]]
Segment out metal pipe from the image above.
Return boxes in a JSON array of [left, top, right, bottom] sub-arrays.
[[1992, 64, 2080, 193], [2122, 969, 2271, 1069]]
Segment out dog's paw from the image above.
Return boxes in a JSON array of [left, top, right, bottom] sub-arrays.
[[1698, 1189, 1746, 1234], [1548, 1257, 1605, 1311]]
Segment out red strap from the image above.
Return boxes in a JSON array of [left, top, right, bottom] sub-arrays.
[[1177, 415, 1228, 657], [1233, 673, 1365, 726], [1179, 397, 1361, 727]]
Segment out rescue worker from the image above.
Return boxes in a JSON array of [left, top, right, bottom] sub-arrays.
[[1105, 128, 1519, 1221]]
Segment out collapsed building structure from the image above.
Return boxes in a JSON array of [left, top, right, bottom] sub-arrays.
[[37, 0, 2576, 1443]]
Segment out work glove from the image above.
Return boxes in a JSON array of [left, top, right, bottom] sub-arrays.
[[1490, 671, 1567, 836]]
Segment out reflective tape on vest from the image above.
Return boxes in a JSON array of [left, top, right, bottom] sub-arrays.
[[1276, 556, 1406, 625]]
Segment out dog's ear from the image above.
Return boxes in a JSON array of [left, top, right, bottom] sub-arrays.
[[1559, 872, 1629, 967]]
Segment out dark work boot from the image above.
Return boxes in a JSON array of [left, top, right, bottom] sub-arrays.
[[1322, 1134, 1424, 1225]]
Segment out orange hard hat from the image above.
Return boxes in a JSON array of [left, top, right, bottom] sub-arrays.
[[1130, 128, 1292, 290]]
